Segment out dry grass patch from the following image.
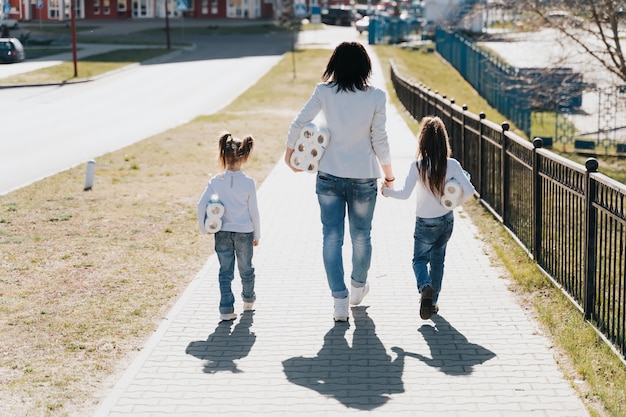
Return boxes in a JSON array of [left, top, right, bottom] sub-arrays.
[[0, 48, 328, 417]]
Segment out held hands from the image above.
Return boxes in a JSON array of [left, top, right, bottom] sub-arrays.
[[381, 177, 394, 196]]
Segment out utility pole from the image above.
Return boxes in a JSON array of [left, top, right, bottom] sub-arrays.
[[71, 0, 78, 77]]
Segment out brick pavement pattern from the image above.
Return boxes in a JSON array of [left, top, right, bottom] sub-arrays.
[[92, 37, 590, 417]]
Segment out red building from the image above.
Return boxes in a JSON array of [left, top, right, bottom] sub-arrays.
[[1, 0, 277, 22]]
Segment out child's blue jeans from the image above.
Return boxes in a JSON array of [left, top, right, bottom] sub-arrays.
[[412, 211, 454, 305], [215, 231, 256, 314]]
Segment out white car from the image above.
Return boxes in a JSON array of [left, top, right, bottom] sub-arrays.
[[356, 16, 369, 33]]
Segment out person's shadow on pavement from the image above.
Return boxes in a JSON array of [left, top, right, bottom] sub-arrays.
[[282, 306, 405, 410], [185, 311, 256, 373], [406, 314, 495, 375]]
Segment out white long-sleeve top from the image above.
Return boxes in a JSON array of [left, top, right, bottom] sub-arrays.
[[382, 159, 475, 218], [197, 169, 260, 240], [286, 82, 391, 179]]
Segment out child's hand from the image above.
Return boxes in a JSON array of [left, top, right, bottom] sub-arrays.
[[380, 183, 390, 197], [253, 239, 259, 247]]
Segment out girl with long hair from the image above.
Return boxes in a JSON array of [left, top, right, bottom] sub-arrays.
[[382, 116, 475, 320]]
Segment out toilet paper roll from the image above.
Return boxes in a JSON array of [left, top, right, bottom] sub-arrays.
[[303, 158, 318, 173], [296, 141, 308, 153], [206, 201, 225, 218], [440, 195, 460, 209], [440, 178, 463, 209], [300, 123, 317, 141], [444, 178, 462, 197], [307, 144, 324, 160], [205, 217, 222, 233], [290, 151, 308, 169], [314, 127, 330, 147]]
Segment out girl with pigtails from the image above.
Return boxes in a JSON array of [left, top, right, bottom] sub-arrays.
[[197, 132, 260, 322]]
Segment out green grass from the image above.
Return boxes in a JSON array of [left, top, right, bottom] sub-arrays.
[[0, 48, 171, 86], [21, 47, 73, 59]]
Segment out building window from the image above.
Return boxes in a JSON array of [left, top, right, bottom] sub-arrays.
[[48, 0, 60, 18], [211, 0, 217, 14], [103, 0, 110, 13], [118, 0, 127, 12], [93, 0, 100, 14]]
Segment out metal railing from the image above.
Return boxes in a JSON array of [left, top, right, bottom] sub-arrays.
[[391, 61, 626, 361]]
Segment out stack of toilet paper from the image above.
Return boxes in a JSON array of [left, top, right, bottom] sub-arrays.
[[290, 123, 331, 173], [440, 178, 463, 209], [205, 195, 225, 233]]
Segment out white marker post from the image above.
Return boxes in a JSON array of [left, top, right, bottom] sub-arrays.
[[84, 160, 96, 191]]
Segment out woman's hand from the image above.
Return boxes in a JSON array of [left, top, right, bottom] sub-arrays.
[[284, 148, 303, 173]]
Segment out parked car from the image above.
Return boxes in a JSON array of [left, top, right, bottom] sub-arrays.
[[0, 37, 25, 64], [321, 7, 354, 26], [356, 15, 369, 33]]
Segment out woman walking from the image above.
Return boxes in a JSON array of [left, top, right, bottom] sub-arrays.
[[285, 42, 394, 322]]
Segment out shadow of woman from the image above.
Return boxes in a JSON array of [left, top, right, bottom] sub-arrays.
[[282, 306, 405, 410], [185, 311, 256, 373], [405, 314, 496, 376]]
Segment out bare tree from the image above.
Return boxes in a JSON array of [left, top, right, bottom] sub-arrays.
[[512, 0, 626, 85]]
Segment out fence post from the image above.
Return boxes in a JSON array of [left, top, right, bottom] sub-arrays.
[[501, 122, 510, 224], [532, 138, 543, 260], [584, 158, 599, 321], [461, 104, 468, 166], [478, 112, 485, 194]]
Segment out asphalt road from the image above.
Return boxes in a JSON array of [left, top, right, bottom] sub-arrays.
[[0, 29, 293, 195]]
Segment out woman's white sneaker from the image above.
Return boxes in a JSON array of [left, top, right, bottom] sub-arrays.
[[333, 296, 349, 321], [350, 282, 369, 305]]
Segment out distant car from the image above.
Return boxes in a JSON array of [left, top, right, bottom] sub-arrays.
[[546, 10, 584, 27], [321, 7, 354, 26], [0, 17, 19, 29], [0, 37, 25, 64], [356, 15, 369, 33]]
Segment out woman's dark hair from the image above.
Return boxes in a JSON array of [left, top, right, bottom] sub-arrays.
[[322, 41, 372, 92], [416, 116, 451, 197], [218, 132, 254, 170]]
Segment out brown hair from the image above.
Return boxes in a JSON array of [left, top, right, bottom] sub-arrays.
[[416, 116, 452, 197], [218, 132, 254, 170]]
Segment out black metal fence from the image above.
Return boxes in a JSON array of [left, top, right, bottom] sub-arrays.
[[435, 29, 586, 138], [390, 61, 626, 361]]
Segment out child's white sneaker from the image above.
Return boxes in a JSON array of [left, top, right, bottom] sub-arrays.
[[350, 282, 369, 305], [220, 312, 237, 322], [333, 296, 349, 322], [243, 301, 255, 311]]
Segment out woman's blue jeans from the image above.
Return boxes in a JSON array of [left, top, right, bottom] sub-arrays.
[[316, 172, 377, 299], [413, 211, 454, 305], [215, 231, 256, 314]]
